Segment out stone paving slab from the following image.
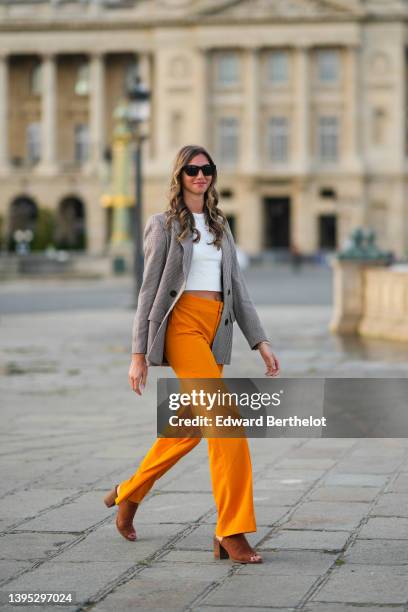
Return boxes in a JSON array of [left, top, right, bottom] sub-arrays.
[[0, 560, 32, 583], [252, 489, 310, 506], [254, 468, 327, 487], [370, 492, 408, 517], [91, 576, 218, 612], [199, 574, 321, 608], [0, 532, 77, 561], [51, 522, 187, 563], [385, 472, 408, 492], [307, 485, 381, 502], [261, 529, 351, 552], [0, 488, 79, 529], [331, 457, 403, 474], [323, 473, 388, 487], [158, 473, 213, 493], [14, 492, 112, 532], [283, 501, 370, 531], [343, 538, 408, 565], [28, 458, 133, 489], [135, 492, 215, 524], [358, 516, 408, 539], [272, 457, 338, 470], [234, 550, 337, 575], [310, 565, 408, 605]]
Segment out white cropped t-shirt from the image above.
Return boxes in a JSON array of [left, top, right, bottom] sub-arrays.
[[185, 212, 222, 291]]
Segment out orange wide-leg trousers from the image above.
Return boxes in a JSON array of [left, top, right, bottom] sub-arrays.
[[114, 292, 257, 537]]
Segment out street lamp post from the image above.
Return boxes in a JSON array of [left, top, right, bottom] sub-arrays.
[[124, 71, 150, 306], [133, 135, 145, 304]]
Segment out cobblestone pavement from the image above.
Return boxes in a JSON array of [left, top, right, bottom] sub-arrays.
[[1, 300, 408, 611]]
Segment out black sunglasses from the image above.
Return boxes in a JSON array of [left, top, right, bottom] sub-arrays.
[[182, 163, 216, 177]]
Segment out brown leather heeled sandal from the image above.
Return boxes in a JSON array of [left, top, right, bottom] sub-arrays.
[[213, 533, 263, 563], [104, 484, 138, 542]]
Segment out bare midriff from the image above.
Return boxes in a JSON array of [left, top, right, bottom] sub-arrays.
[[183, 290, 223, 302]]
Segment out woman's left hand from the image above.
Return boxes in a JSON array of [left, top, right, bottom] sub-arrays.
[[257, 342, 280, 376]]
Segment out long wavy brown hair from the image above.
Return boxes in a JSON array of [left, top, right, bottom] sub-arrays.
[[163, 145, 228, 249]]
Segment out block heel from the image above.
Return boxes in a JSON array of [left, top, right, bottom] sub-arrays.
[[213, 535, 229, 559]]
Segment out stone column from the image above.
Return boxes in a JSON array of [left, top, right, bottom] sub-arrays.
[[87, 51, 105, 174], [294, 45, 312, 253], [0, 52, 9, 174], [193, 47, 209, 149], [342, 45, 368, 227], [293, 178, 315, 254], [294, 44, 310, 174], [241, 47, 259, 173], [345, 44, 362, 171], [152, 48, 167, 166], [38, 53, 58, 174]]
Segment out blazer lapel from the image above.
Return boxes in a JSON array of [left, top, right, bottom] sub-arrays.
[[179, 231, 194, 281]]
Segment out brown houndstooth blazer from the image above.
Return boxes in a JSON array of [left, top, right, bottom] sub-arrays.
[[131, 212, 270, 366]]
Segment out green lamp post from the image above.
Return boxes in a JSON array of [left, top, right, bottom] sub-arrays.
[[101, 99, 135, 260], [101, 64, 150, 282], [122, 68, 151, 304]]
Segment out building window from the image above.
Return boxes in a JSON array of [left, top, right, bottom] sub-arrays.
[[319, 187, 337, 199], [30, 62, 42, 95], [318, 115, 339, 162], [216, 52, 240, 86], [75, 61, 90, 96], [169, 110, 183, 148], [74, 124, 90, 163], [318, 214, 337, 249], [266, 50, 289, 84], [267, 116, 289, 162], [26, 123, 41, 163], [372, 108, 386, 145], [216, 117, 239, 165], [317, 49, 340, 83]]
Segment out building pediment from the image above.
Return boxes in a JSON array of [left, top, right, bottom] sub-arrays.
[[176, 0, 408, 21], [191, 0, 364, 20]]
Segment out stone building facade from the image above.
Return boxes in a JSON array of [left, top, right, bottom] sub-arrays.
[[0, 0, 407, 257]]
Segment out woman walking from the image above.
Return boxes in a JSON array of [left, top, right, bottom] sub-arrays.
[[104, 144, 280, 563]]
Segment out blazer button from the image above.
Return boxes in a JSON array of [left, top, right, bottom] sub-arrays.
[[228, 289, 231, 295], [225, 318, 229, 325], [170, 290, 177, 297]]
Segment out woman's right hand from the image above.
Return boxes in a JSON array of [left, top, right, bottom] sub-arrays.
[[129, 354, 148, 395]]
